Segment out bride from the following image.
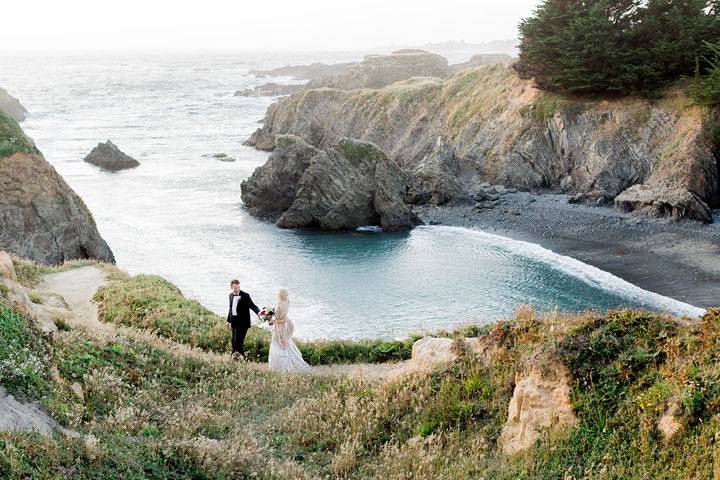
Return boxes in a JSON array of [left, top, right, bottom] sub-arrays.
[[268, 289, 311, 373]]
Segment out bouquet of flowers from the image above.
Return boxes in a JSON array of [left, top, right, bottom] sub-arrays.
[[258, 307, 275, 328]]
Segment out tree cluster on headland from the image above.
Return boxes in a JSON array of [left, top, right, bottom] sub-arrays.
[[515, 0, 720, 96]]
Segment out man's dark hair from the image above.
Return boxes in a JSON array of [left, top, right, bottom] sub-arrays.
[[230, 279, 240, 286]]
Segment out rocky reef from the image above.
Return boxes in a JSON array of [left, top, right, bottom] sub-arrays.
[[0, 87, 28, 122], [84, 140, 140, 171], [249, 61, 356, 80], [247, 64, 719, 221], [0, 111, 115, 265], [240, 135, 420, 231], [234, 82, 305, 97]]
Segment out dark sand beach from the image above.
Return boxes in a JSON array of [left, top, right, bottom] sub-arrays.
[[417, 192, 720, 309]]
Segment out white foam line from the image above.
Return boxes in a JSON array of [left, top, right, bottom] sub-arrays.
[[423, 225, 707, 318]]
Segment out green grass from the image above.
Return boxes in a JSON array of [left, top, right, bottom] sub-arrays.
[[93, 271, 416, 365], [0, 303, 52, 400], [2, 299, 720, 478], [0, 110, 37, 158]]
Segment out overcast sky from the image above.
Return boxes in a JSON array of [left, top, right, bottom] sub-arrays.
[[1, 0, 540, 52]]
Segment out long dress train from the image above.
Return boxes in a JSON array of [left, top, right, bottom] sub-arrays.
[[268, 300, 311, 373]]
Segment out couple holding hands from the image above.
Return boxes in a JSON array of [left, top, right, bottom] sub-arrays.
[[226, 279, 310, 373]]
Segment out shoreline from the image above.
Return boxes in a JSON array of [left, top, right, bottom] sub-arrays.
[[416, 192, 720, 309]]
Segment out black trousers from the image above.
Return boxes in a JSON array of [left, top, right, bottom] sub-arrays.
[[231, 326, 249, 355]]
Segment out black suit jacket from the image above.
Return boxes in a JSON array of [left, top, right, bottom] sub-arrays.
[[227, 291, 260, 328]]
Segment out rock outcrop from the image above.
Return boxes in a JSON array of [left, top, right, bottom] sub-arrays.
[[247, 63, 720, 221], [0, 113, 115, 265], [615, 184, 713, 223], [84, 140, 140, 171], [235, 83, 305, 97], [241, 135, 420, 231], [0, 252, 56, 335], [499, 356, 576, 455], [0, 87, 28, 122], [249, 62, 356, 80], [306, 50, 449, 90]]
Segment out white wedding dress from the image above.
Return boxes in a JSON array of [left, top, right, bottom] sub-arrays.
[[268, 300, 311, 373]]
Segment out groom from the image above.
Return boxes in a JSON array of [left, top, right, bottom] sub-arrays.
[[227, 279, 260, 361]]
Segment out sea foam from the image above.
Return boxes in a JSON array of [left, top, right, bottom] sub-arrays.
[[426, 225, 707, 318]]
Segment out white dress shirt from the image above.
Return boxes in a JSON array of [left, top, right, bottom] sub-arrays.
[[231, 294, 241, 316]]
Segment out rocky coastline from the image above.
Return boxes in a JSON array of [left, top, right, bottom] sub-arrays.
[[243, 57, 720, 307], [247, 63, 719, 224]]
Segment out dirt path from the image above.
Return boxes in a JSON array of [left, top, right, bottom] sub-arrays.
[[37, 266, 405, 381]]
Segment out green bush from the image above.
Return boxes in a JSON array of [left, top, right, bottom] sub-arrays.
[[0, 303, 51, 399], [0, 110, 37, 158], [689, 41, 720, 106]]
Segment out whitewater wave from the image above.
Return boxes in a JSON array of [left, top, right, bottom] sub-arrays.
[[425, 225, 707, 318]]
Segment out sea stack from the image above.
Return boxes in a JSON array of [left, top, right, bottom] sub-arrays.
[[0, 111, 115, 265], [241, 135, 420, 231], [84, 140, 140, 171]]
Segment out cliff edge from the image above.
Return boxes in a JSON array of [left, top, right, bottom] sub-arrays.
[[0, 111, 115, 265]]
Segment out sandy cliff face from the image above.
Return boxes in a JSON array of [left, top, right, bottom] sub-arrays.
[[0, 113, 115, 265], [247, 64, 719, 221]]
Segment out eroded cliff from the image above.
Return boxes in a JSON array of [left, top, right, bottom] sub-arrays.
[[247, 64, 719, 222]]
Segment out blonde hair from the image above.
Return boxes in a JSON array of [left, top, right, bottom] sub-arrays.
[[277, 288, 289, 302]]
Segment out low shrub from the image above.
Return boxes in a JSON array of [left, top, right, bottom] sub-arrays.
[[0, 303, 51, 400]]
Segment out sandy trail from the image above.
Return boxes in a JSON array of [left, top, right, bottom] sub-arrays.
[[37, 266, 403, 381]]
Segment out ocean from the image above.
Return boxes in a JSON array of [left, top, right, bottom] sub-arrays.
[[0, 51, 704, 339]]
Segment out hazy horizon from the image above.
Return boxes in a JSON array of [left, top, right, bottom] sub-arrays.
[[2, 0, 537, 53]]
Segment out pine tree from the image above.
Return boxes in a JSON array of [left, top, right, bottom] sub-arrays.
[[515, 0, 720, 94]]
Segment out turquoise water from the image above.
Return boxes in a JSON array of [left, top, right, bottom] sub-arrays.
[[0, 53, 703, 339]]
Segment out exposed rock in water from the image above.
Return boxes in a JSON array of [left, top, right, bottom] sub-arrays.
[[306, 50, 449, 90], [202, 152, 236, 162], [0, 87, 28, 122], [246, 64, 719, 222], [241, 135, 420, 231], [499, 356, 576, 455], [249, 62, 356, 80], [615, 184, 713, 223], [0, 114, 115, 265], [448, 53, 514, 74], [234, 82, 305, 97], [84, 140, 140, 171]]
